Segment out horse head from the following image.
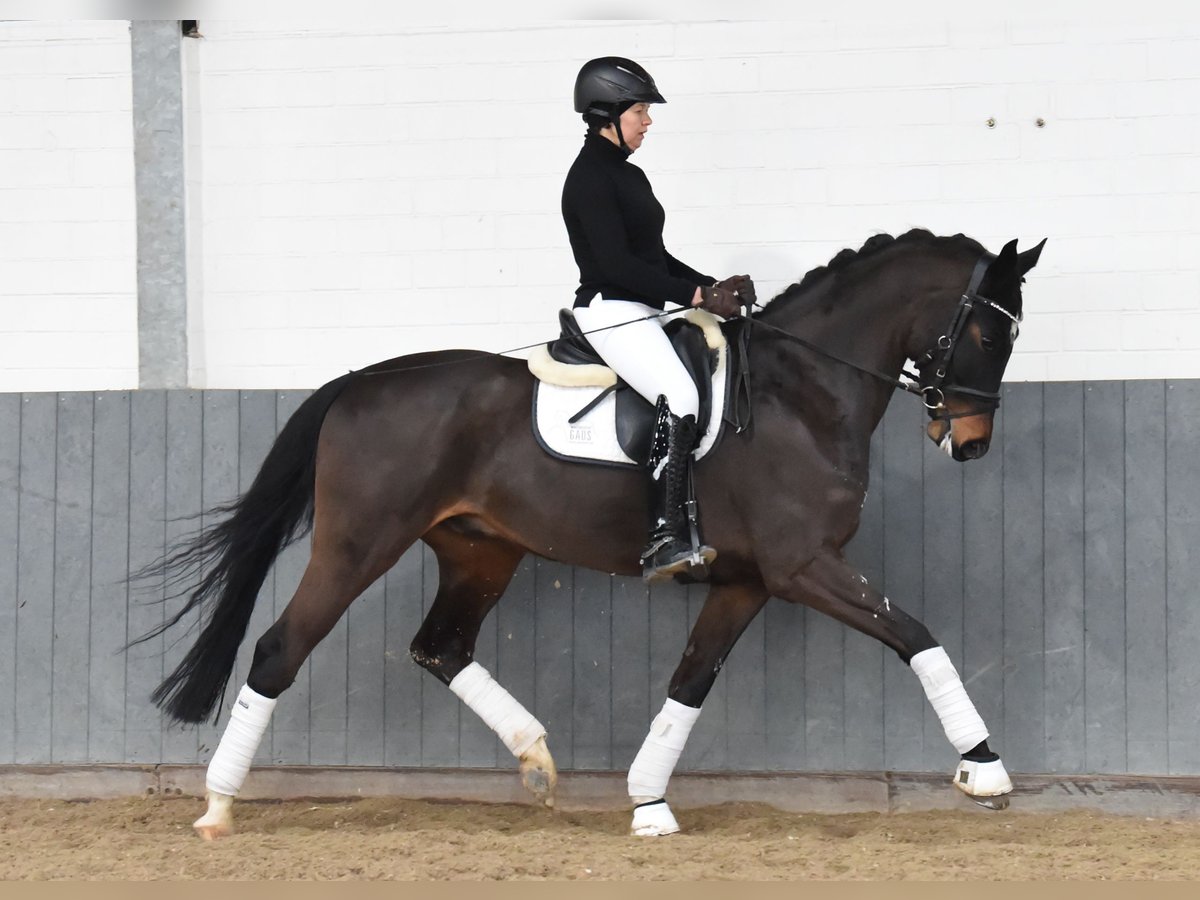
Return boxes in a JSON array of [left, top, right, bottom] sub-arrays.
[[915, 237, 1047, 461]]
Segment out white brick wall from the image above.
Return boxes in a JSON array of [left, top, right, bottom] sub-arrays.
[[3, 16, 1199, 388], [0, 21, 137, 392]]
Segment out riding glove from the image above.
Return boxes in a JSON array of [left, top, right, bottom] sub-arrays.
[[697, 284, 743, 318], [715, 274, 756, 306]]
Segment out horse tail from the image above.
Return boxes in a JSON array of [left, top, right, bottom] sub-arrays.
[[130, 372, 358, 724]]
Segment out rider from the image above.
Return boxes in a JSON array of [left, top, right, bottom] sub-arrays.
[[563, 56, 755, 582]]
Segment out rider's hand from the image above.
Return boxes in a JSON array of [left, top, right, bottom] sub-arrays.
[[715, 274, 756, 306], [694, 284, 742, 318]]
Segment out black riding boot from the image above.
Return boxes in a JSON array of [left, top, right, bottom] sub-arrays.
[[640, 397, 716, 582]]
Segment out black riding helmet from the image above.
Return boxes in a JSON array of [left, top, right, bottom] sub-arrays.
[[573, 56, 666, 151]]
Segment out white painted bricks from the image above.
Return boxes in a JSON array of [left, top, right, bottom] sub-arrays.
[[0, 21, 136, 392], [2, 17, 1198, 389]]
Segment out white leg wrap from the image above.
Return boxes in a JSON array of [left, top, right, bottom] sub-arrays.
[[205, 684, 277, 797], [627, 698, 702, 803], [910, 646, 989, 754], [449, 662, 545, 758]]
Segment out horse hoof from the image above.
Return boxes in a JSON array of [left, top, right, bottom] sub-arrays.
[[192, 791, 235, 840], [194, 820, 233, 841], [519, 736, 558, 807], [953, 757, 1013, 807], [971, 794, 1011, 811], [630, 800, 680, 837]]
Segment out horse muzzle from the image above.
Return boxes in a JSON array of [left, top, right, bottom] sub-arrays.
[[926, 411, 994, 462]]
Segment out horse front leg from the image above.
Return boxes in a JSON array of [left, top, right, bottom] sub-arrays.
[[627, 582, 770, 836], [769, 552, 1012, 808]]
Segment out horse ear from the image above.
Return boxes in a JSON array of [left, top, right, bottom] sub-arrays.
[[1017, 238, 1047, 277], [996, 238, 1019, 267]]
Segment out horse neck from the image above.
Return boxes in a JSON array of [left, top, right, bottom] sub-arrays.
[[757, 254, 935, 447]]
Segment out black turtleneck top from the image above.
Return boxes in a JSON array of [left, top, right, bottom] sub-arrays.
[[562, 131, 714, 310]]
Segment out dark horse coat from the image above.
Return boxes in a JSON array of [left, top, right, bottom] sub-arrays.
[[137, 229, 1045, 771]]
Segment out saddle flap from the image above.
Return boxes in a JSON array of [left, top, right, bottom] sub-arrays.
[[616, 319, 716, 464]]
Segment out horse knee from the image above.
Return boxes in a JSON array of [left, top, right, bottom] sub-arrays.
[[246, 622, 299, 698]]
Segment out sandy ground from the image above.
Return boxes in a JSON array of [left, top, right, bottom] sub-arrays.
[[2, 796, 1199, 881]]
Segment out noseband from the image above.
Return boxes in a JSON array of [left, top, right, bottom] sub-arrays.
[[913, 252, 1022, 423]]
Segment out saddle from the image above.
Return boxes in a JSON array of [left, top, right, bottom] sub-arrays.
[[528, 308, 752, 468]]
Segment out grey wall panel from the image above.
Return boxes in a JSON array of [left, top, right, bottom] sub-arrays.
[[348, 573, 388, 766], [1166, 381, 1200, 773], [1124, 381, 1168, 774], [1042, 382, 1086, 773], [1002, 383, 1046, 774], [124, 391, 166, 763], [608, 568, 650, 768], [2, 381, 1197, 779], [15, 394, 56, 763], [1083, 382, 1127, 773], [763, 599, 806, 770], [0, 394, 20, 764], [51, 393, 93, 763], [571, 567, 613, 769], [89, 392, 130, 762], [162, 390, 202, 764]]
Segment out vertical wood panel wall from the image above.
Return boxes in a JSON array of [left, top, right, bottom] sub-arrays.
[[0, 383, 1196, 776]]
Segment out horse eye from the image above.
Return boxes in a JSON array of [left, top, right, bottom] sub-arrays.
[[981, 336, 997, 352]]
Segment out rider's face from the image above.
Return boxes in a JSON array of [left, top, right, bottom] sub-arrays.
[[606, 102, 653, 152]]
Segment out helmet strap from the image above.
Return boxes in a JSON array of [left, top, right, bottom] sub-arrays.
[[610, 110, 631, 154]]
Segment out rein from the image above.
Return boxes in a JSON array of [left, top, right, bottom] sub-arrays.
[[744, 251, 1019, 424], [358, 253, 1018, 429]]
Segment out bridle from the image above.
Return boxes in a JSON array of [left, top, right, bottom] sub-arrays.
[[745, 251, 1022, 425], [911, 251, 1022, 423]]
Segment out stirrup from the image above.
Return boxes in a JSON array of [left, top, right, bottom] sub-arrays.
[[642, 538, 716, 583]]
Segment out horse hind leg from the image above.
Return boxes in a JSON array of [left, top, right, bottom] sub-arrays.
[[193, 527, 414, 840], [409, 525, 557, 806]]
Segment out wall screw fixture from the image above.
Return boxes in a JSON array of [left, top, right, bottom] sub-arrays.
[[1035, 117, 1046, 127], [985, 117, 996, 128]]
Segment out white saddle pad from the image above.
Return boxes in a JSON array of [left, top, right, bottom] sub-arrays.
[[530, 311, 729, 468]]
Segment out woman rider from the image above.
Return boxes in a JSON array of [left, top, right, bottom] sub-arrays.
[[563, 56, 755, 582]]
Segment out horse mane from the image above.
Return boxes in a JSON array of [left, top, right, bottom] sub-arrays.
[[759, 228, 986, 314]]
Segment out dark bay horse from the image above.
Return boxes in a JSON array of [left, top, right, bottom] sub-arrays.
[[138, 229, 1045, 838]]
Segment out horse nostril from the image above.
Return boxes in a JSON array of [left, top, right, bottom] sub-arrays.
[[959, 439, 989, 460]]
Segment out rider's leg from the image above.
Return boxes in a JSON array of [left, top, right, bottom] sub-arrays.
[[572, 300, 712, 580], [572, 300, 699, 417]]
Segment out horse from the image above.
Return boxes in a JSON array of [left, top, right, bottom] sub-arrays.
[[135, 228, 1045, 839]]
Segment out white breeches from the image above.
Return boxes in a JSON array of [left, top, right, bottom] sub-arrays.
[[572, 298, 700, 419]]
